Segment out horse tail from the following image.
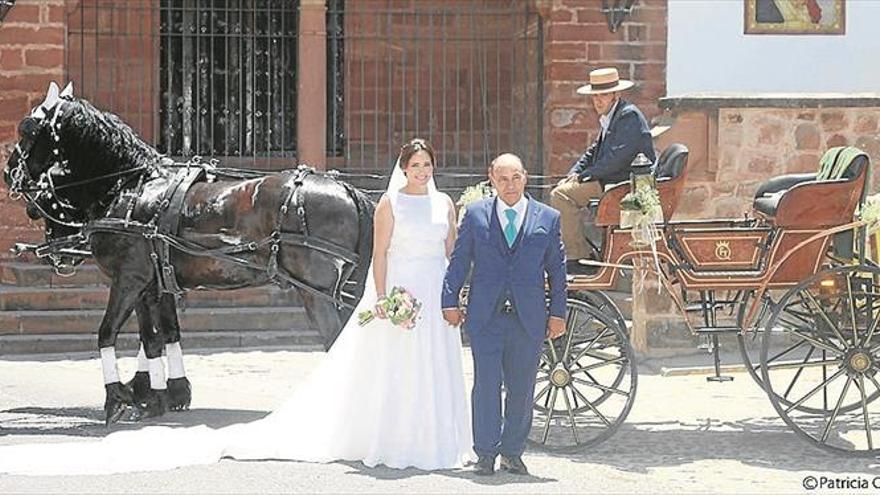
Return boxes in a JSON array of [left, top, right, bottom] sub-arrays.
[[342, 181, 375, 306]]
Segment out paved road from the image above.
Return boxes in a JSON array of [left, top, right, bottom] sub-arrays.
[[1, 348, 879, 494]]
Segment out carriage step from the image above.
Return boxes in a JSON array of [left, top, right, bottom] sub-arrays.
[[694, 326, 741, 334], [0, 329, 325, 355], [684, 302, 738, 312]]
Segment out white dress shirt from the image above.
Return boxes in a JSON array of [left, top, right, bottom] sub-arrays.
[[496, 195, 528, 237], [598, 98, 619, 141]]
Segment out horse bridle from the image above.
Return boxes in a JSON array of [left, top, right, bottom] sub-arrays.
[[8, 99, 151, 230]]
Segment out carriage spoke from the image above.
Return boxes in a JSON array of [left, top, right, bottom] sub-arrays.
[[788, 329, 844, 355], [767, 358, 840, 372], [575, 349, 621, 363], [570, 328, 610, 364], [533, 383, 551, 406], [759, 340, 808, 374], [846, 273, 859, 346], [570, 356, 626, 374], [802, 289, 851, 350], [571, 384, 612, 427], [562, 310, 579, 365], [862, 300, 880, 349], [784, 366, 847, 414], [782, 347, 815, 400], [540, 387, 559, 444], [561, 388, 580, 445], [573, 377, 629, 396], [820, 375, 853, 443], [857, 374, 874, 450]]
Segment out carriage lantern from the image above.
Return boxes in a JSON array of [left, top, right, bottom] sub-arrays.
[[629, 152, 655, 192]]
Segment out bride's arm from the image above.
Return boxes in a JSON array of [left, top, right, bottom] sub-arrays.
[[444, 194, 457, 258], [372, 194, 394, 298]]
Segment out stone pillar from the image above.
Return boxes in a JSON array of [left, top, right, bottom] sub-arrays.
[[297, 0, 327, 170]]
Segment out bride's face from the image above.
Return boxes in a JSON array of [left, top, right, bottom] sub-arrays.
[[404, 150, 434, 188]]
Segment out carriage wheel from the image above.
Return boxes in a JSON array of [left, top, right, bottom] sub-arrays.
[[761, 264, 880, 455], [528, 297, 637, 453]]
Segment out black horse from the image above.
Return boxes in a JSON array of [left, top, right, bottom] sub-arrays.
[[4, 83, 374, 425]]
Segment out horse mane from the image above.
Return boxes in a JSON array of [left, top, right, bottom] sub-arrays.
[[58, 98, 160, 176]]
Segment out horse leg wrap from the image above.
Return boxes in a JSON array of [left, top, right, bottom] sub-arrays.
[[136, 344, 149, 372], [100, 347, 120, 385], [165, 342, 186, 379], [148, 357, 167, 390]]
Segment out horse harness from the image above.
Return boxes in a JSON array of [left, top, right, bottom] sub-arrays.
[[74, 164, 363, 310]]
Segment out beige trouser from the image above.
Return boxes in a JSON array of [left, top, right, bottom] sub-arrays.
[[550, 178, 604, 260]]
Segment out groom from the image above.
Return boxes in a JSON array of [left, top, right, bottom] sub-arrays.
[[442, 153, 567, 476]]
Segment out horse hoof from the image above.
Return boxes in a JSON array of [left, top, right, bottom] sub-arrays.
[[103, 382, 133, 426], [125, 371, 151, 404], [104, 401, 127, 426], [167, 377, 192, 412], [131, 388, 169, 422]]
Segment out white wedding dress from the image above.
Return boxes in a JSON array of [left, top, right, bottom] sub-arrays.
[[0, 173, 475, 475]]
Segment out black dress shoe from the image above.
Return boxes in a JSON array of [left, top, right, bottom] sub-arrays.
[[473, 455, 495, 476], [499, 455, 529, 475]]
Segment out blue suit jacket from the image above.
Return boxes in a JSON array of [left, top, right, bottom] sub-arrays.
[[569, 99, 656, 188], [442, 196, 567, 342]]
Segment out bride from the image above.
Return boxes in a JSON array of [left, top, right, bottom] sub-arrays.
[[0, 138, 476, 475]]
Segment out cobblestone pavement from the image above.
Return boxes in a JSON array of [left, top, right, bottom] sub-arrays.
[[1, 348, 879, 494]]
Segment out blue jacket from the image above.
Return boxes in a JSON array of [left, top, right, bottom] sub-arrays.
[[569, 99, 656, 188], [441, 196, 567, 342]]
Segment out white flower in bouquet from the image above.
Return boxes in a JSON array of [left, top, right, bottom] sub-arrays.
[[456, 180, 495, 209]]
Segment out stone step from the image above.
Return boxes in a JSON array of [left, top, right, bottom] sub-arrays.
[[0, 307, 311, 335], [0, 285, 303, 311], [0, 330, 325, 355], [0, 261, 109, 287]]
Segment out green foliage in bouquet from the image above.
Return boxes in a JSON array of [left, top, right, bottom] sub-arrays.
[[358, 286, 422, 329], [620, 186, 661, 217]]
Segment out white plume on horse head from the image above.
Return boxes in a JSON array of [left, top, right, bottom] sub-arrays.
[[31, 82, 61, 120], [60, 81, 74, 99]]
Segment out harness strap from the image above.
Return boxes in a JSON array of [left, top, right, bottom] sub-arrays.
[[153, 167, 208, 296]]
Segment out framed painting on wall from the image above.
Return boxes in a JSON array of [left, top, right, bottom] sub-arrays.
[[745, 0, 845, 35]]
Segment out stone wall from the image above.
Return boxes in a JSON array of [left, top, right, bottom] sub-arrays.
[[656, 99, 880, 220]]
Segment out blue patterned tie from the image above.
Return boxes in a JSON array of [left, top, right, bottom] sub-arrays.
[[504, 208, 518, 247]]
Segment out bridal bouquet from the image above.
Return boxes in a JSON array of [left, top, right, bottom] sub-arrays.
[[456, 180, 495, 208], [358, 286, 422, 329]]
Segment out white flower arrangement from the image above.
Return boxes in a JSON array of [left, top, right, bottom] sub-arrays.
[[862, 193, 880, 232], [456, 180, 495, 208]]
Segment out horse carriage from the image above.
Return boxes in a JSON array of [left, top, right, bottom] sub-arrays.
[[5, 83, 880, 457], [530, 141, 880, 457]]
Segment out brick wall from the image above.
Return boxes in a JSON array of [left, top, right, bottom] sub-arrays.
[[0, 0, 67, 255], [541, 0, 667, 177]]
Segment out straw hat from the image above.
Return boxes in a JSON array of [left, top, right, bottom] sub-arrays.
[[576, 67, 634, 95]]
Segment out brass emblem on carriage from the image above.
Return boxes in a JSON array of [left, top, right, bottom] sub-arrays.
[[714, 241, 732, 261]]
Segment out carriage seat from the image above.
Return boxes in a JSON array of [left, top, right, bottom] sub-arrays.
[[752, 147, 868, 218], [589, 143, 689, 227]]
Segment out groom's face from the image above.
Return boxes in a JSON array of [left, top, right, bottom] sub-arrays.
[[490, 158, 527, 206]]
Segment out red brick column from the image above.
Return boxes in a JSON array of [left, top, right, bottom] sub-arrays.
[[0, 0, 67, 257], [540, 0, 667, 177], [297, 0, 327, 170]]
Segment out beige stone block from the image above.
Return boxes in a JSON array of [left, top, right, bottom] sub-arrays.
[[820, 111, 848, 133], [794, 123, 820, 150]]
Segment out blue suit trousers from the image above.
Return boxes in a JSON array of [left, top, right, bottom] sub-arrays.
[[469, 310, 543, 458]]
